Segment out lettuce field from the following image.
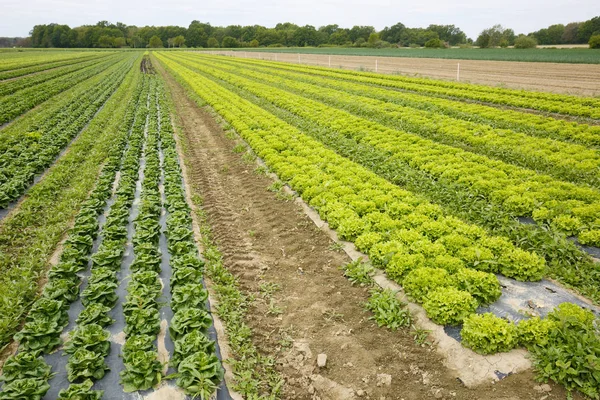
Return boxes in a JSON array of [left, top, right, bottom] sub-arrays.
[[0, 49, 599, 399]]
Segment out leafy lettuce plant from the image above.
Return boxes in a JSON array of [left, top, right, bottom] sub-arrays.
[[120, 350, 162, 392], [76, 303, 114, 327], [0, 377, 50, 400], [452, 268, 501, 306], [171, 331, 216, 368], [57, 379, 103, 400], [461, 313, 518, 354], [174, 351, 224, 399], [66, 348, 109, 382], [517, 316, 556, 349], [171, 283, 208, 312], [0, 352, 53, 382], [402, 267, 452, 303], [123, 306, 160, 336], [169, 308, 213, 340], [170, 266, 203, 290], [64, 324, 110, 357], [422, 287, 477, 325]]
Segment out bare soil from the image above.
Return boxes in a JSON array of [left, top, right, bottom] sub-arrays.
[[157, 60, 582, 400], [212, 51, 600, 96]]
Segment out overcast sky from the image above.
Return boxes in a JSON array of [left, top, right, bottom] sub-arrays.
[[1, 0, 599, 39]]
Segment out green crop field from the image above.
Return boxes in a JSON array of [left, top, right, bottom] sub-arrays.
[[224, 46, 600, 64], [0, 49, 599, 400]]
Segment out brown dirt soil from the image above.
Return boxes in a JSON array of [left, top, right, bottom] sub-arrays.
[[211, 51, 600, 96], [157, 61, 582, 400]]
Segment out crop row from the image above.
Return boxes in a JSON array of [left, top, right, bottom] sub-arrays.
[[159, 53, 600, 399], [225, 55, 600, 118], [157, 75, 224, 398], [119, 77, 164, 393], [0, 69, 145, 400], [0, 55, 129, 154], [1, 70, 224, 398], [0, 55, 135, 208], [0, 55, 115, 97], [0, 51, 103, 73], [58, 76, 149, 399], [219, 58, 600, 147], [195, 55, 600, 148], [184, 54, 600, 188], [165, 54, 600, 248], [0, 54, 143, 351], [173, 59, 600, 303], [0, 53, 106, 81], [0, 53, 125, 125], [157, 51, 547, 328], [167, 54, 600, 301]]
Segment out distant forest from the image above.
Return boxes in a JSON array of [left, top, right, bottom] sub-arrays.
[[2, 17, 599, 49]]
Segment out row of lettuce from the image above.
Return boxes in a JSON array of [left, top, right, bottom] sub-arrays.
[[0, 53, 136, 208], [156, 52, 600, 399], [0, 63, 146, 400], [157, 77, 225, 397], [0, 66, 225, 398], [220, 56, 600, 147], [0, 51, 104, 75], [231, 55, 600, 118], [1, 68, 224, 398], [159, 53, 600, 306], [167, 54, 600, 248], [0, 54, 109, 97], [0, 53, 142, 353], [0, 53, 124, 125], [193, 55, 600, 188], [117, 76, 163, 393]]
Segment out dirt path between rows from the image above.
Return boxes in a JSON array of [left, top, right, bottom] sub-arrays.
[[210, 51, 600, 96], [157, 61, 578, 400]]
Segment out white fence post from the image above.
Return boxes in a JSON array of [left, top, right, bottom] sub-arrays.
[[457, 63, 460, 81], [329, 55, 331, 67], [376, 59, 378, 72], [298, 53, 300, 63]]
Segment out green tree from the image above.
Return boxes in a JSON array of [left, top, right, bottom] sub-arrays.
[[148, 35, 163, 48], [578, 16, 600, 43], [514, 35, 537, 48], [207, 37, 219, 48], [98, 35, 113, 48], [221, 36, 238, 48], [547, 24, 565, 44], [173, 35, 185, 47], [427, 24, 466, 45], [249, 39, 259, 47], [291, 25, 319, 46], [380, 22, 406, 45], [329, 30, 350, 45], [113, 37, 126, 47], [348, 26, 375, 43], [589, 34, 600, 48], [367, 32, 380, 47], [561, 22, 581, 43], [186, 21, 210, 48], [476, 24, 512, 48], [424, 38, 444, 48]]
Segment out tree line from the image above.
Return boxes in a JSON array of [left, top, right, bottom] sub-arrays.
[[474, 17, 600, 48], [16, 17, 600, 49]]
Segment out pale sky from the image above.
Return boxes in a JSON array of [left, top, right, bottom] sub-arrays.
[[1, 0, 599, 39]]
